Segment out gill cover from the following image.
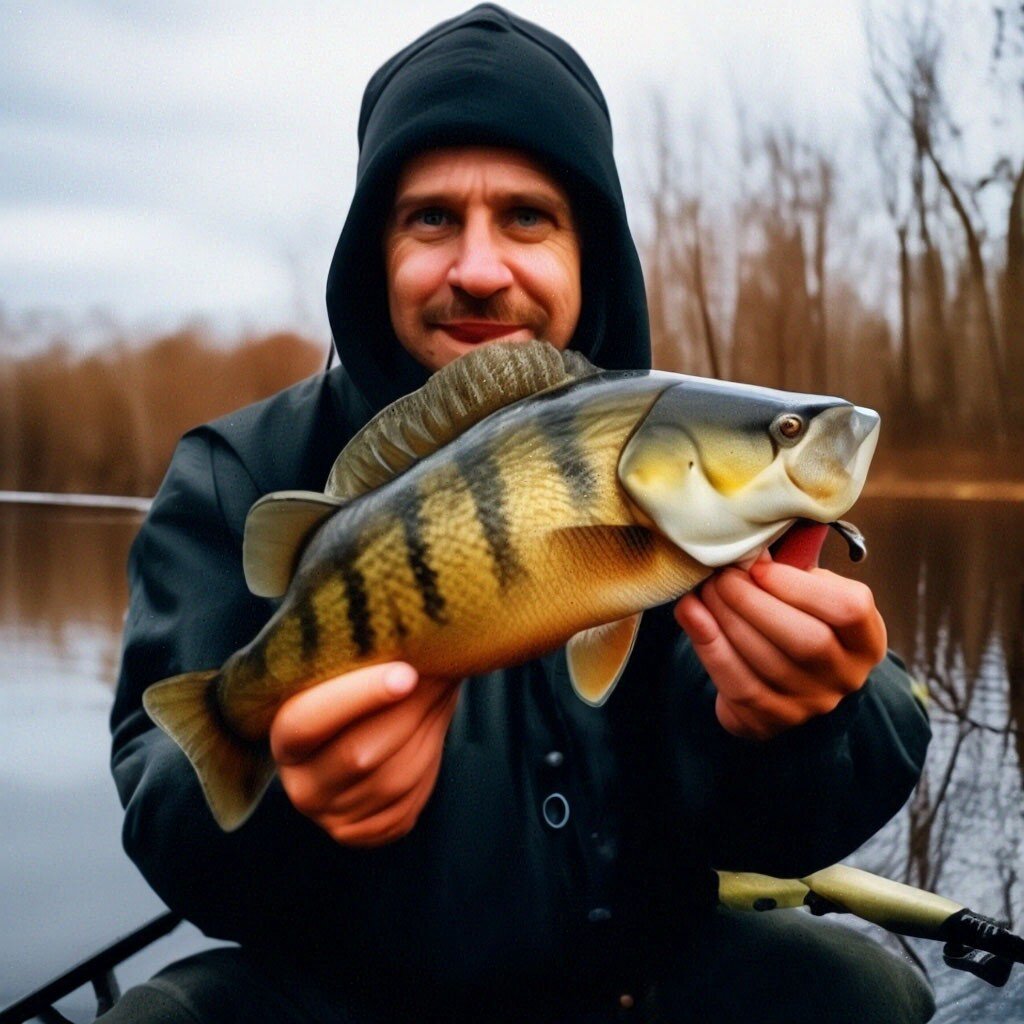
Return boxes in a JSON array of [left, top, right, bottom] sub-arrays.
[[617, 380, 879, 567]]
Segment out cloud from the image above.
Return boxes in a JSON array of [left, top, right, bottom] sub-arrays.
[[1, 0, 871, 336], [0, 204, 292, 321]]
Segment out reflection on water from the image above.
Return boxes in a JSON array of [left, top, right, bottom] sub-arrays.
[[1, 499, 1022, 1021], [0, 505, 138, 690], [0, 504, 222, 1021], [837, 499, 1024, 1021]]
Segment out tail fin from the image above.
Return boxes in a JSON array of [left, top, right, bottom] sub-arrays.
[[142, 671, 276, 832]]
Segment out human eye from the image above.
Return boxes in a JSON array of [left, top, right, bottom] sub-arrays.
[[411, 207, 451, 229], [509, 207, 548, 229]]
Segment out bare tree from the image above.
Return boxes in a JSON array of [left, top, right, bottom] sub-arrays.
[[866, 0, 1023, 436], [639, 96, 725, 377]]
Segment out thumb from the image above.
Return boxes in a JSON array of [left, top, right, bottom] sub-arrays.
[[770, 521, 829, 571], [271, 662, 418, 765]]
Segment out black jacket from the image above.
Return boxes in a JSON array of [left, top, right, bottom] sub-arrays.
[[110, 5, 930, 1014]]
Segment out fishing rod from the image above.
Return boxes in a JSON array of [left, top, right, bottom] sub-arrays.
[[717, 864, 1024, 987]]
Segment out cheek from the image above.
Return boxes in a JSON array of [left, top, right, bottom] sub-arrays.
[[387, 248, 448, 320], [533, 250, 581, 337]]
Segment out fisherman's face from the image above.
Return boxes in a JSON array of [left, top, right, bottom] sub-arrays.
[[384, 146, 582, 371]]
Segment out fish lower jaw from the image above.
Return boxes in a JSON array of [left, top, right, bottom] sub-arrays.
[[721, 519, 797, 571], [733, 548, 766, 571]]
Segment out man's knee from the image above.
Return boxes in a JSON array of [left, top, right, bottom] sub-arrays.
[[95, 982, 198, 1024], [652, 907, 935, 1024], [794, 917, 936, 1024], [95, 947, 358, 1024]]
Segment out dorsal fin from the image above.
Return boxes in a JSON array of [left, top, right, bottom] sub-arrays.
[[325, 340, 597, 500]]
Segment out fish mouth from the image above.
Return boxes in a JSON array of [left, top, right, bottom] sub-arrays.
[[765, 518, 867, 567]]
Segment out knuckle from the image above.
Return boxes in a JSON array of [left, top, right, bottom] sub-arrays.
[[837, 665, 870, 696], [726, 686, 761, 710], [338, 743, 377, 778], [835, 583, 875, 626], [789, 625, 834, 665], [378, 773, 413, 807], [392, 811, 419, 839], [807, 692, 843, 717], [328, 822, 365, 846]]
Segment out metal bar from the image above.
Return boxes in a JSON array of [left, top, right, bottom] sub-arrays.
[[35, 1010, 74, 1024], [0, 491, 153, 513], [92, 970, 121, 1017], [0, 912, 180, 1024]]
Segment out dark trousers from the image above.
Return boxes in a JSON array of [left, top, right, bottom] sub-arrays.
[[97, 908, 935, 1023]]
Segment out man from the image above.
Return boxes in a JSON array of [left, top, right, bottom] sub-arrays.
[[107, 6, 934, 1022]]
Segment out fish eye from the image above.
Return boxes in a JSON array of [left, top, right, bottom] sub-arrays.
[[772, 413, 806, 445]]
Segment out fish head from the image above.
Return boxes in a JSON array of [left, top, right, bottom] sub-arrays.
[[618, 378, 880, 567]]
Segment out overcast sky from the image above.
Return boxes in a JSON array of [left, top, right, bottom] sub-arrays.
[[1, 1, 875, 345]]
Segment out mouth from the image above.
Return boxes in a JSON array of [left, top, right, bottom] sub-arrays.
[[435, 321, 532, 344]]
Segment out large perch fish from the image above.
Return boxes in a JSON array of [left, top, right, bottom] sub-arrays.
[[144, 340, 879, 830]]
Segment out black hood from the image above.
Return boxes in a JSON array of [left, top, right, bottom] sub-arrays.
[[325, 3, 650, 413]]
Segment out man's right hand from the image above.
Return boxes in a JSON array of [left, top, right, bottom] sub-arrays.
[[269, 663, 461, 847]]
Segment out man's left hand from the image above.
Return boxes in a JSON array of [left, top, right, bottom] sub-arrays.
[[674, 547, 887, 741]]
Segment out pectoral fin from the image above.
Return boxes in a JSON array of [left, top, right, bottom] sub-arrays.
[[243, 490, 345, 597], [566, 613, 642, 706]]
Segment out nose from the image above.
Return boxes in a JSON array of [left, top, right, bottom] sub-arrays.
[[446, 217, 514, 297]]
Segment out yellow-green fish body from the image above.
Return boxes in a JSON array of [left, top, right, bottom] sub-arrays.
[[218, 373, 697, 737], [144, 341, 880, 830]]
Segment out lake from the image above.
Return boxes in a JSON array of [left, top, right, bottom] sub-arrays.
[[1, 497, 1021, 1022]]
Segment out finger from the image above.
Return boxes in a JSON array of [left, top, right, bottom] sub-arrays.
[[325, 677, 458, 780], [712, 567, 846, 668], [318, 681, 458, 817], [321, 738, 446, 847], [676, 588, 798, 719], [674, 591, 720, 645], [677, 590, 822, 737], [271, 662, 418, 766], [700, 578, 809, 696], [748, 560, 887, 655]]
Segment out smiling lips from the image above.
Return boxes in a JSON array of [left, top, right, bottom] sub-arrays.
[[437, 321, 530, 344]]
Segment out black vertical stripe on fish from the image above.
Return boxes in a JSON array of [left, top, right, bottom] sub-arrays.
[[456, 449, 524, 589], [539, 411, 597, 506], [334, 550, 375, 657], [616, 525, 656, 561], [297, 601, 320, 663], [399, 495, 447, 624]]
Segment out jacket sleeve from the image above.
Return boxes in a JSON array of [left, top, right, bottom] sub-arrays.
[[109, 430, 346, 943], [661, 634, 931, 879]]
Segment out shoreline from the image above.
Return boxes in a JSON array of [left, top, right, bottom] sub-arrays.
[[863, 479, 1024, 502]]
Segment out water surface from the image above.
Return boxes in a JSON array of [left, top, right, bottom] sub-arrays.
[[1, 498, 1021, 1021]]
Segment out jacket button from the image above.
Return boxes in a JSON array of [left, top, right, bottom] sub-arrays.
[[541, 792, 570, 829], [587, 906, 612, 923], [543, 750, 564, 768]]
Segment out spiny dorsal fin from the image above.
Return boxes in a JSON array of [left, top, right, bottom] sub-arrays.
[[325, 340, 597, 500]]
